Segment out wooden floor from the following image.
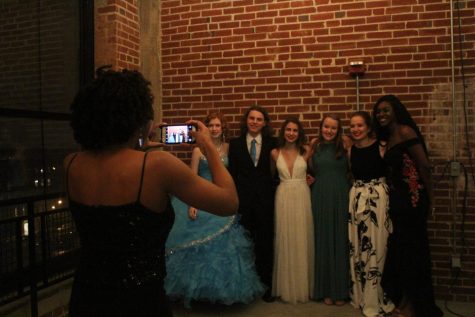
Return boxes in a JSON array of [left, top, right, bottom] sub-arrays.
[[172, 299, 475, 317]]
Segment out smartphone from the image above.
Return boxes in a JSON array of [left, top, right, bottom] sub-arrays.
[[160, 124, 196, 144]]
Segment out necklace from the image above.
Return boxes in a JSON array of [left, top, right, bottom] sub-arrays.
[[215, 142, 222, 155], [199, 142, 225, 162]]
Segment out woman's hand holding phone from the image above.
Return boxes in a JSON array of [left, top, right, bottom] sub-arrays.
[[159, 123, 197, 144], [186, 120, 213, 156], [188, 207, 198, 220]]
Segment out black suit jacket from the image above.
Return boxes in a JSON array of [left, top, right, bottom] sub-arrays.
[[228, 134, 278, 287], [228, 135, 278, 221]]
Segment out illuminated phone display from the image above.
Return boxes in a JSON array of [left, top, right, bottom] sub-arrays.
[[160, 124, 196, 144]]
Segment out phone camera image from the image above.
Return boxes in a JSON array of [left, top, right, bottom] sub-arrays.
[[161, 124, 196, 144]]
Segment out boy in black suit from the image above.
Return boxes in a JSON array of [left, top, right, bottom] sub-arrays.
[[228, 105, 278, 302]]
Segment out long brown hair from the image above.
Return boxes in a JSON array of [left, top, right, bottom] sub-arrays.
[[204, 112, 228, 141], [278, 117, 307, 155]]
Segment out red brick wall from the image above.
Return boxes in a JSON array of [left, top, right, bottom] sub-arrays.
[[95, 0, 140, 70], [160, 0, 475, 301]]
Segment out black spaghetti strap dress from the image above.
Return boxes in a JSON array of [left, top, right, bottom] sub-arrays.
[[67, 153, 175, 317]]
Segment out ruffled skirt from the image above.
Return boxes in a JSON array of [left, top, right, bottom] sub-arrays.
[[165, 197, 265, 307]]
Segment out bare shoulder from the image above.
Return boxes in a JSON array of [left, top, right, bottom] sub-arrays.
[[271, 148, 279, 160], [222, 142, 230, 154], [191, 146, 203, 156], [63, 152, 79, 169], [398, 124, 417, 140], [145, 150, 179, 170]]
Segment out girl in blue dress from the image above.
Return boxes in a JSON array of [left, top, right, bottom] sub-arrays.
[[165, 113, 265, 307]]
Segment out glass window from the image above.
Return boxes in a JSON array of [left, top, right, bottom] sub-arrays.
[[0, 118, 78, 201], [0, 0, 91, 305], [0, 0, 80, 113]]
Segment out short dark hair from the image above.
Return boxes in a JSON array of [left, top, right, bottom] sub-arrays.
[[372, 94, 427, 154], [70, 68, 154, 151], [239, 105, 273, 137], [350, 110, 374, 138], [278, 117, 306, 154]]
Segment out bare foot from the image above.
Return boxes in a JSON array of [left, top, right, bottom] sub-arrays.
[[335, 300, 346, 306], [323, 298, 334, 305]]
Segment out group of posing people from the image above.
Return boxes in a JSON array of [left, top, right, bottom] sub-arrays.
[[165, 101, 443, 317], [65, 68, 442, 317]]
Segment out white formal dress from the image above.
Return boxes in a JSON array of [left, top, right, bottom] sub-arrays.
[[272, 152, 314, 304]]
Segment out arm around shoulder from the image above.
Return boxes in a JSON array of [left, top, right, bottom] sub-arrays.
[[270, 148, 279, 177], [342, 135, 353, 151]]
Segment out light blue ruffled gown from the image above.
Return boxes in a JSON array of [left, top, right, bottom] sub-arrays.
[[164, 155, 265, 307]]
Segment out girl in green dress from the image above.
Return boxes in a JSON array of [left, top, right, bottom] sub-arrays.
[[310, 114, 351, 306]]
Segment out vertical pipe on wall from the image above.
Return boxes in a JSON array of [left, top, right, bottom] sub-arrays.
[[356, 75, 360, 111], [349, 61, 364, 111], [450, 0, 457, 160], [449, 0, 458, 256]]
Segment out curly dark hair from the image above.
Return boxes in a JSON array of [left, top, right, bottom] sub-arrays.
[[239, 105, 274, 137], [277, 117, 307, 155], [70, 68, 154, 152], [372, 94, 427, 154], [350, 110, 374, 138]]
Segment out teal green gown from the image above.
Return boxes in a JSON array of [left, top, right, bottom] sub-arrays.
[[311, 143, 350, 301]]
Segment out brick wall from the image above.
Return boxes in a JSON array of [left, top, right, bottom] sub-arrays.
[[159, 0, 475, 301], [95, 0, 140, 70]]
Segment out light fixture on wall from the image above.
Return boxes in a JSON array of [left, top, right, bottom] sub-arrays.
[[348, 61, 366, 111]]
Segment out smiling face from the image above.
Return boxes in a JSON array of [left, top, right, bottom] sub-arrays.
[[350, 115, 370, 142], [207, 118, 222, 140], [284, 122, 299, 144], [375, 101, 395, 127], [321, 117, 339, 142], [246, 110, 266, 137]]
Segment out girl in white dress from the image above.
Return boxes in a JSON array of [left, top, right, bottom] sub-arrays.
[[271, 117, 314, 304], [348, 111, 394, 316]]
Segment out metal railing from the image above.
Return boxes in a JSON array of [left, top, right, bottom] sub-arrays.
[[0, 192, 79, 317]]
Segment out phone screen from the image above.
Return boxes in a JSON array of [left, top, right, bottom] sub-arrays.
[[161, 124, 196, 144]]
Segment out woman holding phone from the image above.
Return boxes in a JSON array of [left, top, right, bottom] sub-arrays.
[[65, 69, 237, 316]]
